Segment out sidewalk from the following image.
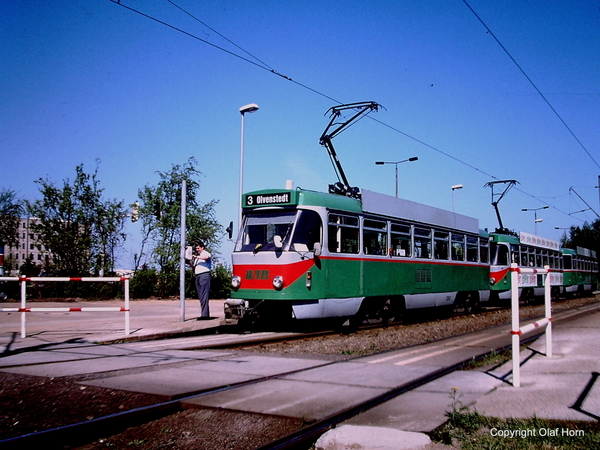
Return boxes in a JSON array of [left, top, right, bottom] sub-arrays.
[[0, 298, 227, 351], [474, 305, 600, 421]]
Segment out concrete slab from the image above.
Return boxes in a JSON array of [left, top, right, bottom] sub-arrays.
[[183, 379, 387, 421], [282, 361, 434, 389], [78, 355, 329, 397], [513, 352, 600, 374], [357, 331, 511, 368], [414, 371, 502, 395], [346, 371, 502, 433], [81, 363, 257, 397], [182, 355, 329, 377], [315, 425, 431, 450], [2, 352, 196, 377], [476, 371, 597, 421], [345, 390, 457, 432], [0, 349, 108, 368]]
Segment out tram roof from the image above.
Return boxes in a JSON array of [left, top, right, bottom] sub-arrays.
[[243, 188, 480, 234], [361, 189, 480, 234]]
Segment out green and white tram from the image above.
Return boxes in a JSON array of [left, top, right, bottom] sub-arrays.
[[561, 247, 598, 296], [226, 188, 491, 324], [489, 231, 563, 302]]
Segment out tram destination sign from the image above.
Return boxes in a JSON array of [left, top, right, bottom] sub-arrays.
[[245, 192, 291, 207]]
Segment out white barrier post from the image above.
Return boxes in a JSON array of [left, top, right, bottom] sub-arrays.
[[511, 264, 553, 387], [20, 276, 27, 338], [544, 265, 552, 358], [124, 277, 130, 335], [510, 263, 521, 387]]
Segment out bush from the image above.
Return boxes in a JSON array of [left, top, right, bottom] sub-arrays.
[[131, 265, 232, 299], [130, 268, 159, 299], [211, 264, 232, 299]]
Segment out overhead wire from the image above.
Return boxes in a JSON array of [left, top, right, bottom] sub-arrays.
[[166, 0, 275, 72], [461, 0, 600, 171], [109, 0, 589, 222]]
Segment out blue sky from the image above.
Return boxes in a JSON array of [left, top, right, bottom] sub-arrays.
[[1, 0, 599, 268]]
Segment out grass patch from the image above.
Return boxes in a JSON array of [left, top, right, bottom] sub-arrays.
[[431, 388, 600, 449]]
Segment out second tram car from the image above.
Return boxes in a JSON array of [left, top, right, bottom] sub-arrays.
[[561, 247, 598, 295], [226, 188, 491, 324], [489, 231, 563, 302]]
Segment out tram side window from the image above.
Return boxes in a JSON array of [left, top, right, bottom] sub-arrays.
[[479, 238, 489, 263], [466, 236, 478, 262], [555, 252, 562, 269], [390, 223, 411, 257], [515, 246, 529, 267], [563, 254, 572, 270], [491, 243, 510, 265], [414, 227, 431, 259], [291, 210, 322, 252], [363, 218, 387, 255], [535, 250, 542, 268], [434, 231, 449, 260], [328, 214, 359, 254], [451, 233, 465, 261], [510, 244, 521, 265]]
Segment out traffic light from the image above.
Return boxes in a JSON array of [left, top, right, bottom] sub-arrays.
[[131, 202, 139, 223]]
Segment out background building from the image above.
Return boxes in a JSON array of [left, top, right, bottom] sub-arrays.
[[4, 218, 51, 276]]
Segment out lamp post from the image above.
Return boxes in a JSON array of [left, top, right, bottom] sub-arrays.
[[522, 206, 548, 235], [239, 103, 259, 230], [451, 184, 463, 213], [375, 156, 418, 197]]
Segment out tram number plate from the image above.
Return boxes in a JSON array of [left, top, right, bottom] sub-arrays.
[[246, 270, 270, 280]]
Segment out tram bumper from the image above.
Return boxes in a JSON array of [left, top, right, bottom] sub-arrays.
[[223, 298, 248, 324]]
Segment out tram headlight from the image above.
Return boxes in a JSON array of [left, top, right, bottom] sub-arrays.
[[272, 275, 284, 290], [489, 277, 496, 285], [232, 275, 241, 290]]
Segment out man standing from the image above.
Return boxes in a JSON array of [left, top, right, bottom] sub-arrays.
[[191, 241, 211, 319]]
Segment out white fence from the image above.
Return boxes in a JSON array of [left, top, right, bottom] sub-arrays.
[[510, 263, 552, 387], [0, 276, 130, 338]]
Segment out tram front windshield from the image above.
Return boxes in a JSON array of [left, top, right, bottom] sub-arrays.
[[234, 210, 321, 253]]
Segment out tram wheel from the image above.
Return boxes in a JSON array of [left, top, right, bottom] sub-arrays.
[[454, 292, 480, 315], [381, 298, 404, 325], [520, 288, 535, 305]]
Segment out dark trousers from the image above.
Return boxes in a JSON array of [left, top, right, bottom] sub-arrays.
[[194, 272, 211, 317]]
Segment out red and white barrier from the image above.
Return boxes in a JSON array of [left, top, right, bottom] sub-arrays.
[[510, 263, 552, 387], [0, 276, 130, 338]]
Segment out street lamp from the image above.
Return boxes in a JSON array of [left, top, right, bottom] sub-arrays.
[[522, 206, 549, 235], [239, 103, 259, 230], [375, 156, 418, 197], [451, 184, 463, 213]]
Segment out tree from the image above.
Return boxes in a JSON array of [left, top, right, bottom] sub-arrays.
[[0, 188, 23, 276], [0, 188, 22, 247], [28, 162, 127, 276], [134, 157, 222, 273], [561, 219, 600, 255]]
